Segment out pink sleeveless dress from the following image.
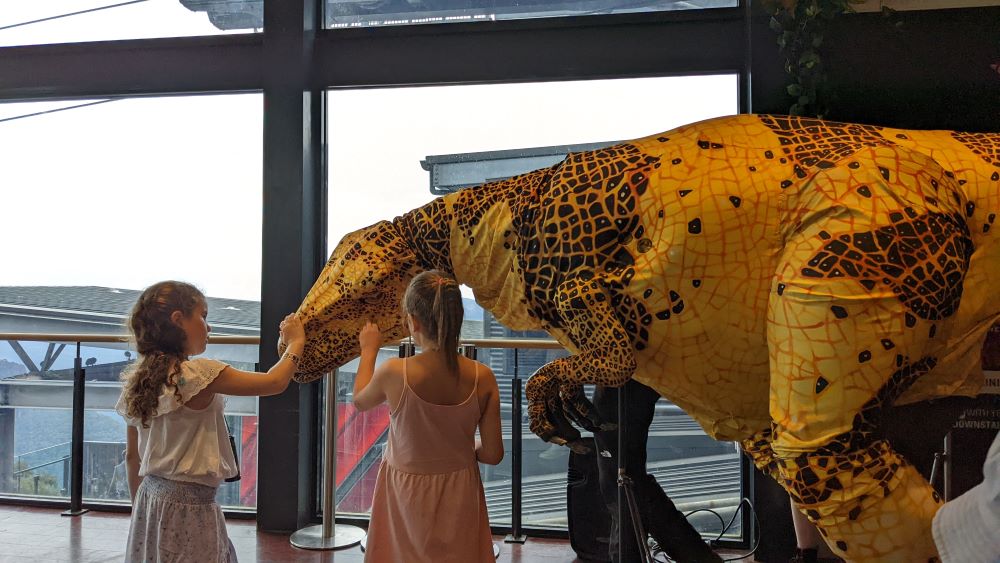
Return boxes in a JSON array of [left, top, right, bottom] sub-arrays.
[[364, 361, 494, 563]]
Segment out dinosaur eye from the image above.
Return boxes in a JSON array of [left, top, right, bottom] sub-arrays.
[[362, 291, 384, 305]]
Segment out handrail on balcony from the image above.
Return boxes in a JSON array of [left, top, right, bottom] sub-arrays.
[[0, 332, 564, 350], [0, 333, 258, 345], [14, 455, 70, 476], [15, 441, 70, 460]]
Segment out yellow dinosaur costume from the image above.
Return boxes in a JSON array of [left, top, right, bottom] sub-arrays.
[[286, 114, 1000, 561]]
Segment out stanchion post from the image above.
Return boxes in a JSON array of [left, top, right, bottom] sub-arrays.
[[289, 369, 366, 550], [505, 348, 526, 544], [943, 431, 953, 501], [62, 341, 88, 517], [616, 383, 625, 563]]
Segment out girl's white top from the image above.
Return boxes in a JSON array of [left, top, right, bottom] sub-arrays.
[[116, 358, 238, 487], [932, 429, 1000, 563]]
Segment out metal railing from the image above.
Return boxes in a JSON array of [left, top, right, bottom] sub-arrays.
[[0, 332, 260, 515], [0, 331, 746, 546], [14, 455, 70, 495]]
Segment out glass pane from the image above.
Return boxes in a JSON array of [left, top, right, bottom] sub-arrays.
[[333, 353, 395, 515], [0, 0, 262, 48], [0, 94, 263, 507], [0, 340, 259, 506], [326, 74, 739, 530], [326, 0, 737, 29]]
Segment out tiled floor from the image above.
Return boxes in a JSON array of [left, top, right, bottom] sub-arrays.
[[0, 505, 582, 562], [0, 504, 750, 562]]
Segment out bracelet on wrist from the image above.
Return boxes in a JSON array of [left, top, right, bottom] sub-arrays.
[[282, 350, 302, 368]]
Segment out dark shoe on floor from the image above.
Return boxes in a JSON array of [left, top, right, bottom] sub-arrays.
[[789, 548, 818, 563], [637, 475, 722, 563]]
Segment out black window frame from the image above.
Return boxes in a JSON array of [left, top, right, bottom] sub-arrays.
[[0, 0, 754, 544]]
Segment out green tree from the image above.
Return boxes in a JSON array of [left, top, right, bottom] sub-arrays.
[[13, 459, 63, 496]]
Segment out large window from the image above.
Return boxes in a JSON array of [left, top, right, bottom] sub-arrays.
[[327, 74, 742, 532], [0, 0, 261, 47], [0, 94, 263, 508], [325, 0, 737, 29]]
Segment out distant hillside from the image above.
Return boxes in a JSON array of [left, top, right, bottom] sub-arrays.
[[15, 410, 126, 456], [0, 359, 26, 379]]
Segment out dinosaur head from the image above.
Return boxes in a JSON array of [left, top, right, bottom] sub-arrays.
[[286, 220, 421, 383]]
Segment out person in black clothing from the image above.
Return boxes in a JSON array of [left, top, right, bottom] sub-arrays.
[[592, 380, 723, 563]]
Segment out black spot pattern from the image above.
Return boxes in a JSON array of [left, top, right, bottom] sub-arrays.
[[494, 143, 668, 352], [800, 211, 973, 321], [952, 131, 1000, 169], [815, 376, 829, 393], [760, 115, 893, 171]]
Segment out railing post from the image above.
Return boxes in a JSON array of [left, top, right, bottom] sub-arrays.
[[62, 341, 88, 516], [505, 348, 526, 543], [460, 343, 476, 360], [62, 455, 70, 496], [943, 431, 953, 501], [289, 369, 366, 550]]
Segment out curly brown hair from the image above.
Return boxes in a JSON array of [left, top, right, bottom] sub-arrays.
[[120, 281, 205, 428]]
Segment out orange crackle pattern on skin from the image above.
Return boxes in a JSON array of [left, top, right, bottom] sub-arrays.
[[284, 114, 1000, 562]]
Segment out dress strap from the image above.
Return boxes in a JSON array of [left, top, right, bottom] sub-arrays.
[[390, 357, 409, 415]]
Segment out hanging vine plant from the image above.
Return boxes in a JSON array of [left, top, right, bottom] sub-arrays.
[[764, 0, 863, 118]]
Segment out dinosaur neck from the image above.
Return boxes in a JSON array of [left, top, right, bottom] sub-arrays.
[[392, 198, 457, 274], [443, 170, 550, 330], [393, 182, 538, 329]]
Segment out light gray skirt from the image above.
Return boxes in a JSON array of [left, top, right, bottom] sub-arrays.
[[126, 475, 238, 563]]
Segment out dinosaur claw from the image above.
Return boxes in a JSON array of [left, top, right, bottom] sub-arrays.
[[567, 439, 592, 455], [547, 435, 568, 447], [559, 383, 612, 433]]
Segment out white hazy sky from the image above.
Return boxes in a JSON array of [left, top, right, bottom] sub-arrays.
[[0, 1, 739, 303]]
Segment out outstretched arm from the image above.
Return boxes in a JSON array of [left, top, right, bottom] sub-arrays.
[[353, 321, 387, 411], [200, 313, 306, 399]]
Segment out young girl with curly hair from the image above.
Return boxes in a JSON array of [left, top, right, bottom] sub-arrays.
[[116, 280, 304, 562]]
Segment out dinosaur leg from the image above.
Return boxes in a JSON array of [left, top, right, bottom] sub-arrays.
[[766, 285, 945, 563], [760, 147, 973, 562], [526, 276, 636, 451]]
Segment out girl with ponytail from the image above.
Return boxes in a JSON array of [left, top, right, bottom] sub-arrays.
[[352, 270, 503, 563], [116, 280, 305, 562]]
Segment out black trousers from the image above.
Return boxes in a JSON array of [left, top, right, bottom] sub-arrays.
[[593, 380, 720, 563]]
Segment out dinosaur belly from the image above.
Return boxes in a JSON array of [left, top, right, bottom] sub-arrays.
[[624, 135, 784, 441]]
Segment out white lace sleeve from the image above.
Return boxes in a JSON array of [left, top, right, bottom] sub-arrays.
[[176, 358, 229, 404], [114, 389, 138, 426], [121, 358, 230, 419]]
